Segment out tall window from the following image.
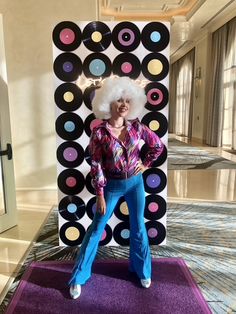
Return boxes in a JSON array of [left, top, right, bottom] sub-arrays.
[[206, 17, 236, 148], [222, 22, 236, 149], [176, 58, 194, 136], [169, 50, 195, 137]]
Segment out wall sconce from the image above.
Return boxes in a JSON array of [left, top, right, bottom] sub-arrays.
[[194, 67, 201, 98]]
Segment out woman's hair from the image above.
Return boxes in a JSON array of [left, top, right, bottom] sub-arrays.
[[92, 76, 147, 119]]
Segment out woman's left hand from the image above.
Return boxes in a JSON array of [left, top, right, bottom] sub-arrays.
[[134, 161, 148, 175]]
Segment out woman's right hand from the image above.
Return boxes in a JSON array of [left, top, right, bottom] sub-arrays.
[[96, 195, 106, 215]]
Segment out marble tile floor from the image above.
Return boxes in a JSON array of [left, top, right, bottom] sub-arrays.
[[0, 136, 235, 307], [0, 204, 54, 305]]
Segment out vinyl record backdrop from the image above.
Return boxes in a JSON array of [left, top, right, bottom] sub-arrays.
[[53, 21, 169, 247]]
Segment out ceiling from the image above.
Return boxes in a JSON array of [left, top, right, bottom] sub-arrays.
[[98, 0, 236, 61]]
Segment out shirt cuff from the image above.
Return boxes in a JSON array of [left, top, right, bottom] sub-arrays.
[[143, 160, 152, 167], [96, 187, 104, 196]]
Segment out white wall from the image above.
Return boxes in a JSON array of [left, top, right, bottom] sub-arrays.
[[0, 0, 97, 202]]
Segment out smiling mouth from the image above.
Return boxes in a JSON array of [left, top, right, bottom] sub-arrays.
[[119, 107, 128, 112]]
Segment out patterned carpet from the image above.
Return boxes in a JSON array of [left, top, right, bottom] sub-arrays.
[[168, 139, 236, 169], [1, 201, 236, 314]]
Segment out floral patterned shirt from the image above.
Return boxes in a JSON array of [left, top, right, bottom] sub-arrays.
[[89, 119, 164, 196]]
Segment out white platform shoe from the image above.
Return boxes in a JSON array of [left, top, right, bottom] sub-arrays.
[[69, 284, 81, 299], [140, 278, 151, 288]]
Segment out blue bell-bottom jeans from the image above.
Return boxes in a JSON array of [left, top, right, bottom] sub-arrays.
[[69, 173, 151, 286]]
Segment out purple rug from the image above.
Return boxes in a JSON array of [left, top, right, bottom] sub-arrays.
[[6, 258, 212, 314]]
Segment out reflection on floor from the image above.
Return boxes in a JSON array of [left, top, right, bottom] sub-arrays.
[[168, 135, 236, 202], [168, 169, 236, 201], [0, 204, 54, 304], [0, 135, 236, 311]]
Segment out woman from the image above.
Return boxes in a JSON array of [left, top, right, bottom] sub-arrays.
[[69, 76, 164, 299]]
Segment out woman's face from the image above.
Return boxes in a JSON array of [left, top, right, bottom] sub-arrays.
[[110, 97, 130, 119]]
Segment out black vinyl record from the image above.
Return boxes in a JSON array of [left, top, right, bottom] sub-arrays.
[[145, 82, 169, 111], [83, 84, 100, 110], [114, 196, 129, 222], [54, 83, 83, 111], [140, 144, 167, 167], [144, 195, 166, 220], [85, 172, 96, 195], [59, 195, 86, 221], [82, 21, 112, 52], [83, 53, 112, 79], [57, 169, 85, 195], [84, 113, 103, 137], [59, 221, 86, 246], [112, 53, 141, 79], [84, 145, 91, 166], [99, 224, 113, 246], [145, 221, 166, 245], [52, 21, 81, 51], [53, 53, 82, 82], [141, 22, 169, 52], [141, 112, 168, 138], [86, 196, 97, 220], [113, 221, 130, 246], [57, 141, 84, 168], [112, 22, 140, 52], [142, 168, 167, 194], [142, 53, 169, 81], [55, 112, 84, 140], [86, 223, 113, 246]]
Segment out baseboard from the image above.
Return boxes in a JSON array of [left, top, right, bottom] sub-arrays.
[[191, 137, 205, 144]]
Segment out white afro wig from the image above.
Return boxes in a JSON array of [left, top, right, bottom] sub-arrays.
[[92, 76, 147, 120]]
